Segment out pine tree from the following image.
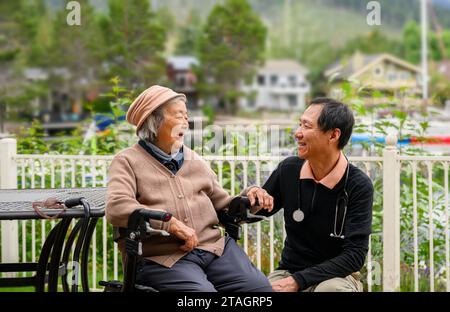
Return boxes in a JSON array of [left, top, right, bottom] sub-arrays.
[[100, 0, 167, 90], [175, 10, 202, 56], [198, 0, 267, 113], [403, 21, 422, 64], [0, 1, 30, 132], [15, 0, 50, 66], [49, 1, 105, 116]]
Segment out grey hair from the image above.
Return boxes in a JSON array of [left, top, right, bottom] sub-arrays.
[[137, 96, 186, 143]]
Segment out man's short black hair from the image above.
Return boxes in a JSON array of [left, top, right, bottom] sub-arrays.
[[309, 97, 354, 150]]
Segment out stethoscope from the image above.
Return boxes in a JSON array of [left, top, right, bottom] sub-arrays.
[[293, 158, 350, 240]]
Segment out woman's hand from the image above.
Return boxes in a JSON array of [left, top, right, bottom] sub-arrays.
[[246, 187, 274, 212], [168, 217, 199, 252]]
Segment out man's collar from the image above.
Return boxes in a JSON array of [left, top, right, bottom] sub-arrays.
[[300, 152, 348, 189]]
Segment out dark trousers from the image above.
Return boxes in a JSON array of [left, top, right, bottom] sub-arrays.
[[135, 237, 273, 292]]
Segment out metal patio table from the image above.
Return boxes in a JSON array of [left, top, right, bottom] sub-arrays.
[[0, 187, 105, 292]]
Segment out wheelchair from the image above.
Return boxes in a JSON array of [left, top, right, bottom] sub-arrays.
[[99, 196, 264, 292]]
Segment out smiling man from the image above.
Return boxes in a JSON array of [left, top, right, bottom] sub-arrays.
[[245, 98, 374, 292]]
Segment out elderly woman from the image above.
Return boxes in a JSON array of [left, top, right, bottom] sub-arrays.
[[106, 85, 273, 292]]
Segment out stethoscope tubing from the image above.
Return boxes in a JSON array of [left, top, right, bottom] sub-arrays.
[[295, 157, 350, 240]]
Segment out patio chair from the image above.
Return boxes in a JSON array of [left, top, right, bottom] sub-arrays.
[[99, 196, 265, 292]]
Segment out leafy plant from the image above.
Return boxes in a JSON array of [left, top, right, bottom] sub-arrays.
[[336, 77, 449, 291]]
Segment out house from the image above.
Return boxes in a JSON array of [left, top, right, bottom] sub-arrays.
[[324, 51, 423, 107], [239, 59, 310, 111], [23, 67, 92, 135], [24, 68, 74, 121], [167, 56, 199, 110]]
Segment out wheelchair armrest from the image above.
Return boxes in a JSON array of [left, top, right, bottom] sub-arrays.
[[218, 196, 267, 241], [123, 209, 172, 256], [113, 220, 170, 243], [145, 222, 170, 236], [228, 196, 267, 224], [246, 211, 267, 223], [121, 209, 172, 293], [127, 208, 172, 232]]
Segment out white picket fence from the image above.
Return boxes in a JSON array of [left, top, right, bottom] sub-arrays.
[[1, 136, 449, 292]]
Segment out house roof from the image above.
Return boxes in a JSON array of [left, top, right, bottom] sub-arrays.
[[325, 52, 422, 80], [260, 59, 308, 75], [325, 54, 379, 78], [167, 56, 199, 71]]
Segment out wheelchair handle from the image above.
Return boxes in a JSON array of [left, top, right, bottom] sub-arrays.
[[139, 209, 172, 222], [234, 196, 259, 206], [246, 212, 266, 222], [127, 208, 172, 233], [228, 196, 266, 223], [243, 197, 266, 211]]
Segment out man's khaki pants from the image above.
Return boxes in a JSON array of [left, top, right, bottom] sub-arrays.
[[268, 270, 363, 292]]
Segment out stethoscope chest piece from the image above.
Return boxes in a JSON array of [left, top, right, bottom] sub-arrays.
[[292, 209, 304, 222]]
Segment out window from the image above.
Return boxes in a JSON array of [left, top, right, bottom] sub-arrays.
[[387, 72, 397, 81], [373, 66, 383, 77], [288, 94, 297, 107], [270, 75, 278, 86], [288, 75, 297, 87], [257, 75, 265, 86], [400, 71, 410, 80], [176, 75, 186, 88]]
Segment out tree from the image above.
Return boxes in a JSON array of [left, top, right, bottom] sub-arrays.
[[0, 1, 38, 132], [430, 65, 450, 106], [175, 10, 203, 56], [0, 46, 20, 133], [403, 21, 422, 64], [15, 0, 51, 66], [155, 5, 176, 35], [197, 0, 267, 113], [443, 30, 450, 59], [430, 32, 443, 61], [100, 0, 167, 90], [340, 30, 404, 58], [49, 1, 105, 116], [403, 20, 449, 65], [299, 40, 340, 98]]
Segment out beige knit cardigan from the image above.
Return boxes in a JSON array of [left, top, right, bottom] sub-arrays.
[[105, 143, 234, 268]]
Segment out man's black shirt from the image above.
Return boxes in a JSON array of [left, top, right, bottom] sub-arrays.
[[259, 156, 374, 290]]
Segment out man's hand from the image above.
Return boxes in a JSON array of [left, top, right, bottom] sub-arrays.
[[168, 217, 199, 252], [247, 187, 274, 212], [271, 276, 300, 292]]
